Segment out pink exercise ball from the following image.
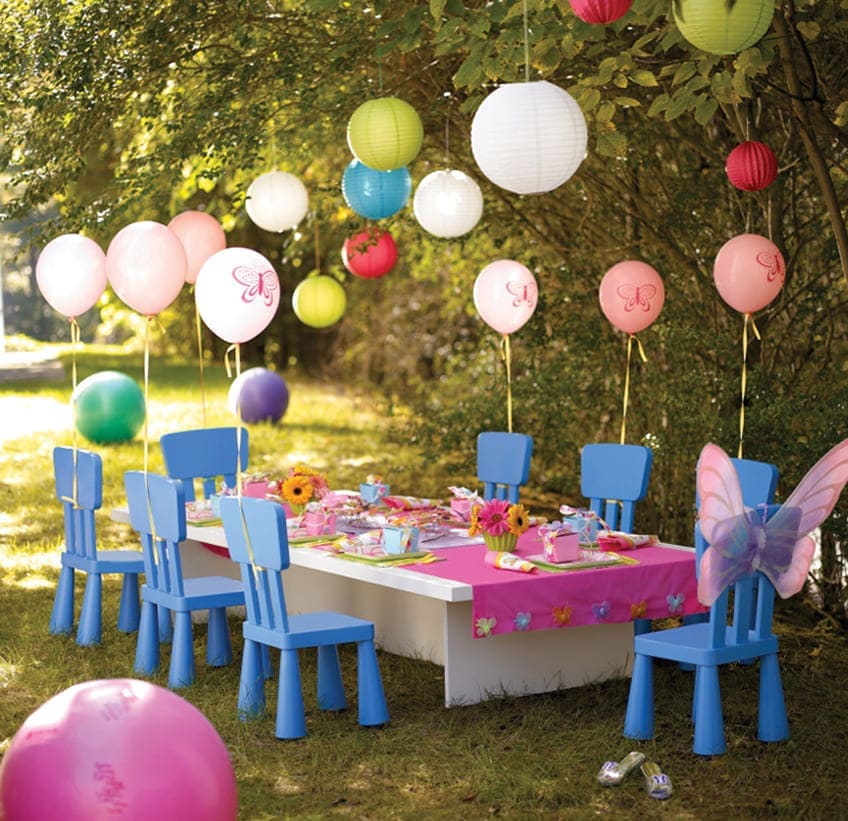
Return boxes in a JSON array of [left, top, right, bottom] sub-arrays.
[[0, 678, 238, 821]]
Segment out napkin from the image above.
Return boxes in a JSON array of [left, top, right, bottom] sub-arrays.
[[596, 530, 659, 551]]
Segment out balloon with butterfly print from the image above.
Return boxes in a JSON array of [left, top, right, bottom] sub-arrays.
[[598, 260, 665, 335], [473, 259, 538, 335], [195, 247, 281, 344], [713, 233, 785, 314]]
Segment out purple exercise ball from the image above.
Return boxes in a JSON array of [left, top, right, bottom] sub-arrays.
[[228, 367, 289, 424], [0, 678, 238, 821]]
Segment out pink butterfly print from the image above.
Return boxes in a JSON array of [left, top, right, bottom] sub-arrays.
[[505, 280, 537, 308], [616, 283, 656, 312], [232, 266, 279, 306], [697, 439, 848, 606], [755, 251, 785, 283]]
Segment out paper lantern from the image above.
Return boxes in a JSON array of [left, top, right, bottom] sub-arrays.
[[569, 0, 632, 24], [347, 97, 423, 172], [342, 228, 398, 279], [471, 81, 588, 195], [245, 170, 309, 232], [341, 160, 411, 220], [726, 141, 778, 192], [674, 0, 774, 55], [292, 275, 346, 328], [413, 170, 484, 238]]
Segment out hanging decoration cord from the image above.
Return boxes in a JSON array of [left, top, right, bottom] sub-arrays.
[[500, 333, 514, 433], [225, 343, 245, 497], [142, 315, 159, 542], [522, 0, 530, 82], [194, 302, 207, 428], [61, 318, 82, 508], [738, 312, 761, 458], [620, 333, 648, 445]]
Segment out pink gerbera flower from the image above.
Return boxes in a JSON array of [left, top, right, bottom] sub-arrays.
[[478, 498, 511, 536]]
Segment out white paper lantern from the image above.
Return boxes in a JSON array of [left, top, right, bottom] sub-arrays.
[[471, 80, 588, 195], [413, 170, 484, 238], [245, 170, 309, 232]]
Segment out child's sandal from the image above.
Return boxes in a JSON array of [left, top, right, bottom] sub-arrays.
[[596, 751, 645, 785], [641, 761, 673, 800]]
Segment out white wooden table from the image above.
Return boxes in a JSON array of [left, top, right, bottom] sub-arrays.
[[112, 508, 644, 706]]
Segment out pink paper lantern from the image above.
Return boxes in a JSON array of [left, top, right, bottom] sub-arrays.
[[725, 141, 778, 192], [714, 233, 785, 314], [342, 229, 398, 279], [569, 0, 632, 24], [473, 260, 538, 335], [168, 210, 227, 284], [599, 260, 665, 335]]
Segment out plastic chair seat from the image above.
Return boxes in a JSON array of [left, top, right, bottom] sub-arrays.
[[60, 550, 145, 575], [245, 612, 375, 651], [632, 622, 778, 667], [140, 578, 245, 612]]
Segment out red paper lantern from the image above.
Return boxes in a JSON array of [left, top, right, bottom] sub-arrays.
[[342, 228, 398, 279], [568, 0, 632, 24], [725, 141, 778, 192]]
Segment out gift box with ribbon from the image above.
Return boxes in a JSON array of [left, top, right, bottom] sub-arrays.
[[558, 505, 609, 546]]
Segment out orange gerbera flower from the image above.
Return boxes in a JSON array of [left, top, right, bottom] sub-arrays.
[[282, 474, 314, 505], [467, 504, 482, 537], [507, 503, 530, 536]]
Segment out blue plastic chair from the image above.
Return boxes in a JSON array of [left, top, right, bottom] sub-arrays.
[[49, 447, 144, 646], [125, 470, 245, 689], [476, 431, 533, 504], [580, 443, 653, 533], [220, 495, 390, 739], [624, 503, 795, 756], [160, 426, 249, 502]]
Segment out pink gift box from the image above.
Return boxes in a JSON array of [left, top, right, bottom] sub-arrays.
[[451, 498, 472, 521], [243, 480, 270, 499], [542, 529, 580, 563], [303, 509, 336, 536]]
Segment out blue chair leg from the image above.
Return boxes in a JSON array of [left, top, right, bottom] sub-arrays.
[[317, 645, 347, 711], [758, 653, 789, 743], [157, 604, 173, 644], [238, 638, 266, 720], [357, 640, 389, 727], [49, 565, 75, 635], [76, 573, 103, 646], [623, 653, 654, 740], [169, 611, 195, 689], [276, 649, 307, 739], [261, 644, 273, 680], [206, 607, 233, 667], [693, 664, 725, 755], [117, 573, 140, 633], [134, 600, 161, 676]]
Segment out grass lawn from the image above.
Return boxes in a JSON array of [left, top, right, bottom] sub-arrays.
[[2, 348, 847, 819]]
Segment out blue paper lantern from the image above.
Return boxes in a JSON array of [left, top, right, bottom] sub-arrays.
[[341, 160, 411, 220]]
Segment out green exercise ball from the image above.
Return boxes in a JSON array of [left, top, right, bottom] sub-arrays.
[[73, 371, 146, 443]]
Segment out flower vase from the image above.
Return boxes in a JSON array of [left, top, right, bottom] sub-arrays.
[[483, 533, 518, 552], [288, 503, 306, 519]]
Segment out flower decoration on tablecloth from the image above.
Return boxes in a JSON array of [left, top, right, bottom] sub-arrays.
[[592, 601, 611, 622], [280, 464, 329, 510], [475, 616, 497, 637], [630, 600, 648, 620], [553, 605, 573, 626], [514, 612, 532, 631]]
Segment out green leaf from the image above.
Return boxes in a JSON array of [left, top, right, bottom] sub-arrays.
[[429, 0, 447, 22], [596, 129, 627, 158], [631, 69, 658, 87], [596, 101, 616, 122], [613, 96, 641, 108], [647, 93, 670, 117], [672, 61, 696, 86], [796, 21, 821, 41], [693, 94, 718, 125]]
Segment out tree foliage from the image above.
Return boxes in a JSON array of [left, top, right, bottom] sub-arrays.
[[1, 0, 847, 619]]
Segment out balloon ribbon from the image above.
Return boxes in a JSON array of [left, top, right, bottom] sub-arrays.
[[61, 318, 82, 508], [620, 334, 647, 445], [143, 315, 158, 541], [500, 333, 513, 433], [194, 299, 207, 427], [738, 312, 761, 459], [225, 343, 244, 497]]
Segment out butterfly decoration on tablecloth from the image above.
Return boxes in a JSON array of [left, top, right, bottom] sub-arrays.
[[591, 601, 610, 622], [697, 440, 848, 607], [553, 605, 573, 626], [666, 592, 685, 615], [513, 612, 532, 631], [475, 616, 497, 638]]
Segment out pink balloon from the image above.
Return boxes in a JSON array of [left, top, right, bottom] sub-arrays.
[[473, 260, 538, 335], [195, 247, 280, 344], [35, 234, 107, 319], [106, 221, 187, 316], [168, 210, 227, 285], [713, 233, 785, 314], [599, 260, 665, 334]]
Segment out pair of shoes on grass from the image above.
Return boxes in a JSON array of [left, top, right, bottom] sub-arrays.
[[596, 751, 672, 799]]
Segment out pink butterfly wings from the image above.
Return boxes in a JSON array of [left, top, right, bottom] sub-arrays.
[[616, 283, 657, 312], [232, 265, 279, 307], [697, 440, 848, 606]]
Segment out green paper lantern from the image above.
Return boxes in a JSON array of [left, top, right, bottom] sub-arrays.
[[674, 0, 773, 56], [292, 276, 347, 328], [347, 97, 424, 172]]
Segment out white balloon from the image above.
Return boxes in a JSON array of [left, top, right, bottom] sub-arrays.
[[413, 170, 483, 238], [36, 234, 107, 318], [245, 171, 309, 232], [195, 247, 280, 344], [471, 81, 588, 195]]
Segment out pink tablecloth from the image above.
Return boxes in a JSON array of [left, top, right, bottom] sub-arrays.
[[408, 527, 705, 639]]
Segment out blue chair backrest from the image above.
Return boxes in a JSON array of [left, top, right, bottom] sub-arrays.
[[220, 496, 291, 633], [125, 471, 188, 597], [159, 426, 249, 501], [703, 504, 799, 648], [580, 443, 653, 532], [53, 446, 102, 561], [695, 456, 779, 571], [476, 431, 533, 503]]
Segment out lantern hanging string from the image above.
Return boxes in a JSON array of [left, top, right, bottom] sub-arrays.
[[194, 299, 207, 428], [500, 333, 514, 434], [522, 0, 530, 82], [737, 312, 761, 459], [619, 333, 647, 445]]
